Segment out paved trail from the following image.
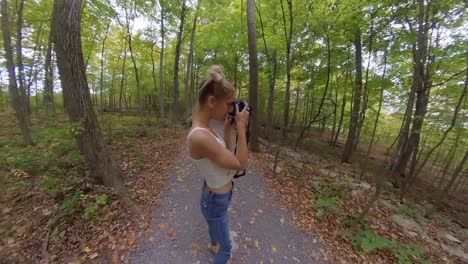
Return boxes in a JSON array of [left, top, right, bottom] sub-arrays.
[[132, 150, 327, 264]]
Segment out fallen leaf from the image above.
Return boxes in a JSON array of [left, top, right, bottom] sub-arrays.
[[272, 245, 277, 253], [112, 251, 120, 264], [159, 223, 167, 229], [83, 246, 92, 253], [166, 231, 177, 240], [255, 240, 260, 249], [191, 242, 200, 251], [127, 231, 136, 246]]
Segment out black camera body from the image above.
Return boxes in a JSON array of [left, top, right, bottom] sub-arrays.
[[228, 99, 250, 118]]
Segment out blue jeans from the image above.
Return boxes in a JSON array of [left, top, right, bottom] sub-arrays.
[[200, 181, 233, 264]]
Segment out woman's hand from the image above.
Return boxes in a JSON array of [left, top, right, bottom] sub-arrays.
[[235, 103, 250, 130], [223, 116, 234, 150]]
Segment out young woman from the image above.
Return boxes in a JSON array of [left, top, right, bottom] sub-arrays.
[[187, 65, 249, 264]]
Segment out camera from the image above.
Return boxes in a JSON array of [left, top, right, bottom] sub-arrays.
[[228, 99, 251, 118]]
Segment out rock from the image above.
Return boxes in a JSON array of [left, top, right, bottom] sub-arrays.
[[391, 214, 423, 232], [440, 244, 468, 262], [437, 229, 462, 244], [378, 199, 396, 211], [319, 168, 338, 178], [273, 165, 281, 174]]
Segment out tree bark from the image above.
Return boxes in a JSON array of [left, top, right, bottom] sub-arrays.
[[43, 17, 55, 117], [185, 7, 197, 116], [172, 0, 187, 121], [119, 35, 128, 111], [1, 0, 33, 145], [342, 27, 363, 162], [151, 42, 158, 113], [159, 0, 165, 117], [280, 0, 293, 140], [52, 0, 140, 213], [124, 0, 140, 113], [100, 22, 110, 111], [367, 45, 387, 155], [247, 0, 259, 152]]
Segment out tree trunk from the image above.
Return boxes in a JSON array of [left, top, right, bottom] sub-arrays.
[[342, 27, 363, 162], [438, 150, 468, 205], [173, 0, 187, 121], [124, 1, 140, 113], [1, 0, 33, 145], [15, 0, 29, 124], [256, 3, 276, 141], [43, 17, 55, 117], [246, 0, 259, 152], [52, 0, 140, 213], [367, 45, 387, 155], [185, 8, 197, 116], [159, 0, 165, 118], [151, 42, 158, 113], [355, 13, 375, 150], [26, 21, 43, 113], [119, 36, 128, 111], [394, 0, 431, 190], [280, 0, 293, 139], [100, 22, 110, 111], [334, 51, 351, 145]]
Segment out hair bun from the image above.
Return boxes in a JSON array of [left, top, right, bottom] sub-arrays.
[[207, 65, 225, 82]]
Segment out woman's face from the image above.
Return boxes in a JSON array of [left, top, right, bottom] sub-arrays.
[[211, 92, 235, 121]]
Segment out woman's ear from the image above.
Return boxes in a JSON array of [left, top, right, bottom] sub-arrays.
[[207, 95, 216, 108]]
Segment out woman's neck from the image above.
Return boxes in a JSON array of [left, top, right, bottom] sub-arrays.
[[192, 110, 211, 128]]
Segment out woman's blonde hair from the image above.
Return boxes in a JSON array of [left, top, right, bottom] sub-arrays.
[[198, 65, 235, 105]]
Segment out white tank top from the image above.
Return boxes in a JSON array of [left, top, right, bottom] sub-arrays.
[[187, 127, 234, 188]]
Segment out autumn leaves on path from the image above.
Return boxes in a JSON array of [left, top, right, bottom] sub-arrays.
[[132, 153, 327, 263]]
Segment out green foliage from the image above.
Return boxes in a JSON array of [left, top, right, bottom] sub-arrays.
[[83, 193, 110, 223], [314, 196, 342, 218], [0, 125, 85, 175], [41, 176, 71, 197], [396, 204, 417, 219], [60, 190, 83, 218], [312, 178, 353, 218], [349, 228, 426, 264]]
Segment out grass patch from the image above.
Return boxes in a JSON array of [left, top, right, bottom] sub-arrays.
[[345, 227, 428, 264]]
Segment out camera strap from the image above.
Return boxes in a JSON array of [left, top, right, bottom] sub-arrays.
[[233, 118, 250, 179]]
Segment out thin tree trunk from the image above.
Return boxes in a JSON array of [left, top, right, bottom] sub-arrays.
[[43, 17, 55, 117], [159, 0, 165, 118], [295, 34, 332, 150], [256, 2, 276, 141], [368, 46, 388, 155], [342, 27, 363, 162], [173, 0, 187, 121], [100, 22, 110, 111], [438, 150, 468, 205], [16, 0, 28, 119], [185, 7, 197, 116], [1, 0, 33, 145], [124, 1, 140, 113], [26, 21, 43, 113], [119, 37, 128, 111], [280, 0, 293, 139], [247, 0, 259, 151], [151, 42, 158, 113], [355, 14, 375, 150]]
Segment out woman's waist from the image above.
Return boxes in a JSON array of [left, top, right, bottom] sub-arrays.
[[204, 179, 233, 195]]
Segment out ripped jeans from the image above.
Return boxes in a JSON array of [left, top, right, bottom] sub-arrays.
[[200, 180, 233, 264]]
